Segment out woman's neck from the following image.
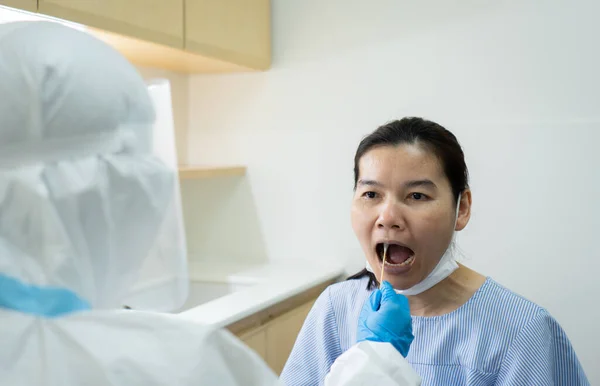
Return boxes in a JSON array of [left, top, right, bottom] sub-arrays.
[[407, 264, 486, 317]]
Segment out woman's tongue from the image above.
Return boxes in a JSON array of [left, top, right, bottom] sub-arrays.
[[386, 244, 412, 264]]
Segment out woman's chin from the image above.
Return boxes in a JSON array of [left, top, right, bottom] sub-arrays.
[[386, 278, 416, 291], [382, 267, 423, 290]]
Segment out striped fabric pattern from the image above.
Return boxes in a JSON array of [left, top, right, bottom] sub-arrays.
[[280, 276, 589, 386]]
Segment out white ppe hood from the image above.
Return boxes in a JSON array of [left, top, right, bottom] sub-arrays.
[[0, 20, 188, 312]]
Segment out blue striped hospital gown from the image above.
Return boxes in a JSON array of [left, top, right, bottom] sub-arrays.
[[280, 276, 589, 385]]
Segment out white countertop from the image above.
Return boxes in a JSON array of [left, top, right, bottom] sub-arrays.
[[177, 259, 345, 328]]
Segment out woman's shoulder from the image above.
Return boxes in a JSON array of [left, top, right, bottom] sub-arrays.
[[327, 275, 372, 297], [308, 276, 372, 321], [327, 276, 372, 309], [413, 277, 555, 342], [470, 277, 554, 331], [479, 279, 589, 384], [481, 278, 546, 312]]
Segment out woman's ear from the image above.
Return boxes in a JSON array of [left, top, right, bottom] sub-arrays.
[[455, 189, 472, 231]]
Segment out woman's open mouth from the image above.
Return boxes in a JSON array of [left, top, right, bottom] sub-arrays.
[[376, 242, 415, 267]]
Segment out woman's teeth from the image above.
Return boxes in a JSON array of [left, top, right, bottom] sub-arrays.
[[385, 254, 415, 267]]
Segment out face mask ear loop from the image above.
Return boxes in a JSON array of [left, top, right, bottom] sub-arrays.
[[449, 191, 463, 250], [454, 192, 462, 226]]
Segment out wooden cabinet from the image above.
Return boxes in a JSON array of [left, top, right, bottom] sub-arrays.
[[1, 0, 271, 73], [185, 0, 271, 70], [38, 0, 184, 48], [0, 0, 37, 12], [227, 280, 338, 375], [232, 297, 317, 375], [239, 327, 268, 359], [266, 300, 314, 374]]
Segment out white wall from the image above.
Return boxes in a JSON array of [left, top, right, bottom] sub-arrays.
[[186, 0, 599, 381]]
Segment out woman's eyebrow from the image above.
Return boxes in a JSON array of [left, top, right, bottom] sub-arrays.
[[357, 179, 437, 190], [357, 179, 383, 187], [404, 179, 437, 189]]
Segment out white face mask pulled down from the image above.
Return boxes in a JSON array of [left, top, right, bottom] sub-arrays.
[[366, 193, 462, 296]]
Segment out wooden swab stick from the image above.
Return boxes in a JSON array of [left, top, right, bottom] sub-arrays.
[[379, 244, 388, 289]]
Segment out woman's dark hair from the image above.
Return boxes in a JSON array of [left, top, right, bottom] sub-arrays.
[[347, 117, 469, 290]]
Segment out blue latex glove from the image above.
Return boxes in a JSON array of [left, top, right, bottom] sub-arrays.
[[357, 281, 414, 357]]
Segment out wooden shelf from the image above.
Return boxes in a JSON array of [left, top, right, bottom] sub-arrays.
[[178, 165, 247, 180]]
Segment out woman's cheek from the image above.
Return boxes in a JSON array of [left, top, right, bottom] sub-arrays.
[[351, 206, 374, 246], [416, 205, 454, 229]]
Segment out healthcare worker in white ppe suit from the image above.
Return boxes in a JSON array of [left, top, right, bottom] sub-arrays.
[[0, 21, 420, 386]]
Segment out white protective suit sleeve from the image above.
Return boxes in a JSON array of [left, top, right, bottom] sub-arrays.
[[1, 308, 283, 386], [324, 342, 422, 386]]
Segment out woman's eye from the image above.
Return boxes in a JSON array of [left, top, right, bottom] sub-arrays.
[[363, 191, 378, 199], [410, 192, 426, 200]]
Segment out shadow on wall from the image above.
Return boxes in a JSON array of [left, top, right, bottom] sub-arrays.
[[180, 176, 268, 264]]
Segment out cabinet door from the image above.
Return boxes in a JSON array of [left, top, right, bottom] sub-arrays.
[[239, 327, 268, 360], [38, 0, 183, 48], [185, 0, 270, 70], [266, 300, 314, 375], [0, 0, 37, 12]]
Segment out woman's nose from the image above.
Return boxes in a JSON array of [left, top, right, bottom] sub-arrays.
[[376, 202, 405, 230]]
